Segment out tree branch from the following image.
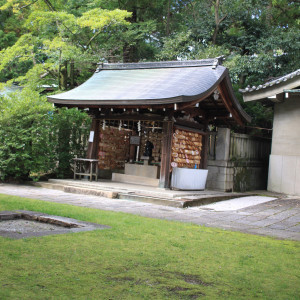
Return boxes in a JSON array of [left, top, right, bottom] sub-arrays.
[[20, 0, 39, 10]]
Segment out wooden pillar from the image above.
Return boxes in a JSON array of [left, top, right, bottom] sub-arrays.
[[159, 120, 173, 188], [86, 118, 100, 159], [201, 121, 209, 169], [202, 133, 209, 169]]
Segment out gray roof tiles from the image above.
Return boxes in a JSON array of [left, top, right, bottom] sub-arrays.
[[47, 58, 251, 124], [48, 62, 226, 105], [241, 69, 300, 94]]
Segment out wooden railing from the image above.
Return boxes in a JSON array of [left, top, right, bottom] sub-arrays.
[[229, 133, 271, 161], [208, 132, 271, 161]]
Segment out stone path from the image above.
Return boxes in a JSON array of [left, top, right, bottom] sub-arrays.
[[0, 183, 299, 241]]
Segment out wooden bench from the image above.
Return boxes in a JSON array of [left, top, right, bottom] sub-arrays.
[[73, 158, 99, 181]]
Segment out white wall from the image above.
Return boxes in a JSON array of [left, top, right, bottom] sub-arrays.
[[268, 96, 300, 195]]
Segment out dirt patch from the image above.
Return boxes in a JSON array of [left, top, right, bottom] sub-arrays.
[[180, 274, 212, 286]]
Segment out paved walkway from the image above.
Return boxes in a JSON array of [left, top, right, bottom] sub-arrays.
[[0, 183, 299, 241]]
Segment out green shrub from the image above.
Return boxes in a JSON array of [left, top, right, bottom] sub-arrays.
[[0, 89, 91, 181], [0, 89, 55, 180], [52, 107, 91, 178]]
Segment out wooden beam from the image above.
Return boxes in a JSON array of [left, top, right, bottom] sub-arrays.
[[201, 133, 209, 169], [177, 96, 212, 110], [182, 107, 207, 118], [175, 120, 205, 131], [159, 120, 173, 188], [96, 114, 165, 122], [218, 81, 243, 126]]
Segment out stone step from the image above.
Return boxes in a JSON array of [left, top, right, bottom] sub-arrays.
[[117, 193, 185, 208], [30, 182, 118, 199], [32, 181, 65, 191], [29, 180, 255, 208], [111, 173, 159, 187]]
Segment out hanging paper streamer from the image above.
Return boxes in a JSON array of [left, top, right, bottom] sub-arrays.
[[102, 119, 106, 130], [118, 120, 122, 131], [138, 120, 141, 132]]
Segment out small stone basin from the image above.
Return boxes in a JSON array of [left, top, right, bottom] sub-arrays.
[[0, 210, 110, 239]]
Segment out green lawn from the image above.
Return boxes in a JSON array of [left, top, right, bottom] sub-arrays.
[[0, 194, 299, 299]]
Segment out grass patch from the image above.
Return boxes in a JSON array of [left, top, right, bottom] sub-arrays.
[[0, 194, 299, 299]]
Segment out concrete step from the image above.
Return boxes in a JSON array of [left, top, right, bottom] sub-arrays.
[[30, 182, 118, 199], [180, 194, 254, 207], [111, 173, 159, 187], [31, 181, 65, 191], [117, 193, 185, 208]]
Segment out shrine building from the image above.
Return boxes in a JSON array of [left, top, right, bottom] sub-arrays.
[[48, 58, 251, 189]]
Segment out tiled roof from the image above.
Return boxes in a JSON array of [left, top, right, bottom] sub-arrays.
[[47, 58, 251, 125], [48, 59, 226, 105], [240, 69, 300, 94]]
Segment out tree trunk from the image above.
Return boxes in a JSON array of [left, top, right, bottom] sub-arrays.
[[59, 61, 68, 90], [166, 0, 171, 36], [69, 60, 75, 88], [211, 0, 227, 45]]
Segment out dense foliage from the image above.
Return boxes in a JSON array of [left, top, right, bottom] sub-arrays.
[[0, 0, 298, 89], [0, 0, 299, 180], [0, 89, 90, 181]]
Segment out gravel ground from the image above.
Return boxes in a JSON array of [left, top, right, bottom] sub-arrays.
[[0, 219, 70, 233]]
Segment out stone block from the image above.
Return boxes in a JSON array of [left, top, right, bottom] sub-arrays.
[[112, 173, 159, 187], [125, 163, 159, 179], [215, 128, 231, 161]]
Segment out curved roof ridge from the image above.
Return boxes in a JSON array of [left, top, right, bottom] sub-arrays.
[[96, 57, 225, 71]]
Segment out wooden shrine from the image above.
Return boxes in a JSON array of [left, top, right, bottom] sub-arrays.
[[48, 58, 251, 189]]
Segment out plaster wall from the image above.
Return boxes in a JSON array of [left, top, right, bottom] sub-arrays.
[[268, 155, 300, 195], [271, 97, 300, 156], [268, 96, 300, 195]]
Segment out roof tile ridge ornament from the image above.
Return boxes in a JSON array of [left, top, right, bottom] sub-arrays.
[[94, 57, 226, 72], [212, 55, 225, 69]]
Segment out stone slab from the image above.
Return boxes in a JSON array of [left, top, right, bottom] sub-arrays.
[[112, 173, 160, 187], [200, 196, 276, 211], [124, 163, 159, 179]]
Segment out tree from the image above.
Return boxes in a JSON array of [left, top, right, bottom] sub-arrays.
[[0, 0, 132, 89]]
